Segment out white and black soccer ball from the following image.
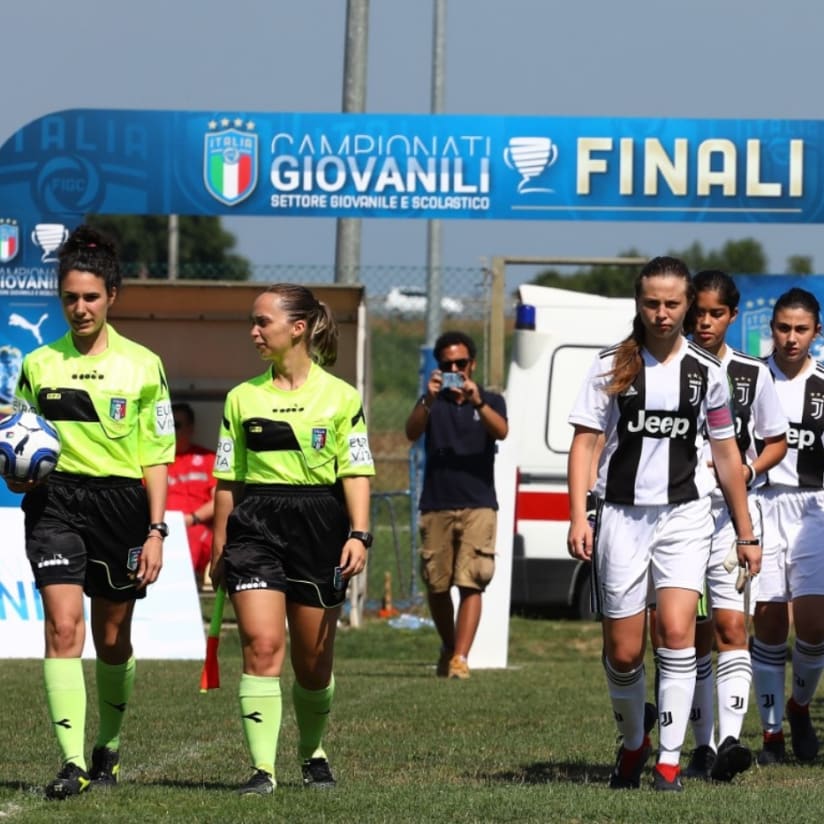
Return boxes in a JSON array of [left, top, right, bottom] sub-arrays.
[[0, 411, 61, 482]]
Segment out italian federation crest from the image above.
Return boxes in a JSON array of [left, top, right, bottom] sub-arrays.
[[0, 219, 19, 264], [204, 119, 258, 206]]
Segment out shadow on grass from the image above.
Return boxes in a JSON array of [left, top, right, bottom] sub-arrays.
[[479, 760, 611, 786]]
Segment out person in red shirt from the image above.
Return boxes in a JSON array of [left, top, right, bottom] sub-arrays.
[[167, 402, 216, 589]]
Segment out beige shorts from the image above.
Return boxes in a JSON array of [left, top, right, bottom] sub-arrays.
[[419, 508, 497, 593]]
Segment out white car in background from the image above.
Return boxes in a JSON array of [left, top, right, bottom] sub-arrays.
[[384, 286, 464, 317]]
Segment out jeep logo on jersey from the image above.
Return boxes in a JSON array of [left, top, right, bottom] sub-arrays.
[[787, 424, 816, 450], [626, 410, 690, 438], [204, 119, 258, 206]]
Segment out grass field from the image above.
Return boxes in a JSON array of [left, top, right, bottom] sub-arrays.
[[2, 614, 823, 823]]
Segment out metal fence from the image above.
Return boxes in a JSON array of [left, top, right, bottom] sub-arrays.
[[238, 262, 499, 611], [128, 260, 507, 612]]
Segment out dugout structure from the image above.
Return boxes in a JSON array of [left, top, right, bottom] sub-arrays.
[[108, 280, 367, 448]]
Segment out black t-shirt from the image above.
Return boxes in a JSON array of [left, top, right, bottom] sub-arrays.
[[418, 386, 507, 512]]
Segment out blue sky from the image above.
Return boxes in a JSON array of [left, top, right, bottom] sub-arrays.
[[3, 0, 824, 288]]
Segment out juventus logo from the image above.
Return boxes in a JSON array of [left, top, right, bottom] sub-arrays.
[[735, 380, 752, 406], [659, 711, 674, 728], [762, 694, 775, 708], [688, 374, 703, 406], [811, 396, 824, 420], [731, 696, 745, 710]]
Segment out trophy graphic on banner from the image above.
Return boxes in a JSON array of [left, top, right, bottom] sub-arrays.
[[503, 137, 559, 193], [31, 223, 69, 263]]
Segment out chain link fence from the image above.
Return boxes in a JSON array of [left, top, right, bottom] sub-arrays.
[[329, 263, 498, 611], [153, 261, 507, 611]]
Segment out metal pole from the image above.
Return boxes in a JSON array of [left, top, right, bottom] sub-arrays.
[[424, 0, 446, 345], [168, 214, 179, 280], [335, 0, 369, 284]]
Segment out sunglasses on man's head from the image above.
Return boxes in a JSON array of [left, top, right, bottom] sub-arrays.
[[438, 358, 470, 371]]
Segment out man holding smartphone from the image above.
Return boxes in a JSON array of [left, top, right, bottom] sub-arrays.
[[405, 331, 508, 679]]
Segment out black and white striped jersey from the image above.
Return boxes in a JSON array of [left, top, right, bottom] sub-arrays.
[[569, 336, 735, 505], [703, 348, 788, 483], [765, 354, 824, 489]]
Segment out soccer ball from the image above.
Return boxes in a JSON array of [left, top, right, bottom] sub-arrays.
[[0, 411, 61, 482]]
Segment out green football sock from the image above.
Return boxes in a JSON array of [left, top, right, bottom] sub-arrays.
[[95, 656, 136, 751], [239, 674, 282, 776], [293, 675, 335, 761], [44, 658, 87, 770]]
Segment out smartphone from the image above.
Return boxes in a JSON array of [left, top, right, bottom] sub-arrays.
[[441, 372, 465, 391], [333, 566, 346, 591]]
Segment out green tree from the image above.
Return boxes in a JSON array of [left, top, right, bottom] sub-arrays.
[[787, 255, 813, 275], [532, 248, 645, 297], [671, 238, 766, 275], [532, 238, 782, 298], [85, 215, 252, 281]]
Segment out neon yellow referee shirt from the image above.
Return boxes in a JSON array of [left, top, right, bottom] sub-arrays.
[[214, 363, 375, 485], [16, 325, 175, 477]]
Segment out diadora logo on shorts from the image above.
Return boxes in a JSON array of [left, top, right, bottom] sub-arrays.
[[204, 118, 258, 206], [625, 410, 691, 439], [236, 579, 268, 591], [787, 424, 817, 451]]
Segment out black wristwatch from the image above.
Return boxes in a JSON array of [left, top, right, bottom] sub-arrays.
[[148, 522, 169, 539], [348, 530, 373, 548]]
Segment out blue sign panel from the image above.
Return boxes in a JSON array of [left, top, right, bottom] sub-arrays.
[[1, 110, 822, 223], [734, 275, 824, 360]]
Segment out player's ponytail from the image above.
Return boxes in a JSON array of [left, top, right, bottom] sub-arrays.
[[606, 316, 645, 396], [306, 300, 339, 367]]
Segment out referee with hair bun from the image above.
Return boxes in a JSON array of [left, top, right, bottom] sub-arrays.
[[210, 283, 375, 796]]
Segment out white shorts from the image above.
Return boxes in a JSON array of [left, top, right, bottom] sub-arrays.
[[706, 494, 763, 614], [593, 497, 713, 619], [757, 486, 824, 602]]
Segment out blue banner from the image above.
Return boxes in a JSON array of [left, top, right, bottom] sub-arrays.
[[734, 275, 824, 360], [1, 108, 824, 506], [0, 110, 822, 223]]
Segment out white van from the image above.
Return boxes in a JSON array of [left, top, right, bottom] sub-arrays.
[[495, 283, 635, 618]]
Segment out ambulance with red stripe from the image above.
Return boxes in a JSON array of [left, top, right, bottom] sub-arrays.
[[497, 284, 634, 618]]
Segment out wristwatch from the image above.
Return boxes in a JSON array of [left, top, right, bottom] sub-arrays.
[[348, 530, 373, 548], [148, 521, 170, 538]]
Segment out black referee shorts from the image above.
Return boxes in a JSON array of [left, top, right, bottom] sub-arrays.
[[223, 483, 350, 609], [22, 471, 150, 601]]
